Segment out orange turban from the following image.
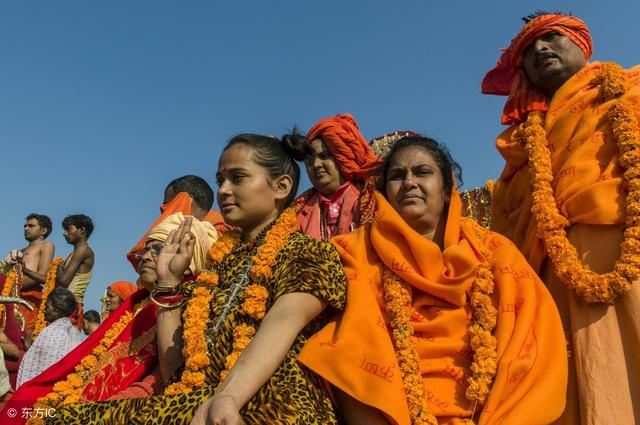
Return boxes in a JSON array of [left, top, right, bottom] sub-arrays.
[[307, 113, 381, 181], [482, 14, 592, 125], [108, 281, 137, 302]]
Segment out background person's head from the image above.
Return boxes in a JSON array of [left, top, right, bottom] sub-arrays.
[[164, 175, 215, 220], [216, 134, 300, 240], [24, 213, 52, 242], [82, 309, 101, 335], [43, 287, 77, 323], [378, 136, 462, 242], [104, 281, 137, 313], [62, 214, 94, 244]]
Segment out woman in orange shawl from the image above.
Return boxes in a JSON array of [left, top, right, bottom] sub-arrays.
[[102, 281, 137, 317], [290, 113, 381, 239], [300, 135, 567, 424]]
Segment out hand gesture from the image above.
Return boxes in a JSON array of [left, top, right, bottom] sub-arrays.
[[156, 216, 196, 286], [190, 395, 243, 425]]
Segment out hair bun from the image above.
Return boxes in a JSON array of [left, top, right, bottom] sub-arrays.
[[281, 127, 310, 162]]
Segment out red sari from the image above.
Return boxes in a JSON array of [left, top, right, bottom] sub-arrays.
[[2, 289, 157, 424]]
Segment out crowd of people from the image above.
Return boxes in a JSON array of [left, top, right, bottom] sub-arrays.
[[0, 11, 638, 425]]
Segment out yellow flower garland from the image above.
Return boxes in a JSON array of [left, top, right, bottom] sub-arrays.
[[27, 308, 136, 425], [31, 258, 64, 340], [165, 208, 297, 395], [524, 62, 640, 303], [382, 228, 497, 424], [0, 268, 19, 323]]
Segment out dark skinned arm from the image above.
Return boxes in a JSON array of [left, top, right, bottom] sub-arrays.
[[56, 246, 91, 287], [21, 242, 55, 289]]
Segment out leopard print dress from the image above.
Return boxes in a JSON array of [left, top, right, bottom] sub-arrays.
[[48, 232, 346, 424]]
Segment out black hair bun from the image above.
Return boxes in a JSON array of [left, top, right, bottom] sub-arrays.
[[281, 127, 311, 162]]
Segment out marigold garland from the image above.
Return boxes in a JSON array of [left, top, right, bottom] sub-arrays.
[[382, 228, 497, 424], [165, 208, 297, 394], [27, 309, 135, 425], [31, 258, 64, 340], [0, 268, 19, 323], [523, 62, 640, 303]]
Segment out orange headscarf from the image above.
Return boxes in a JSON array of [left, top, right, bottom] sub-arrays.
[[307, 113, 381, 181], [482, 14, 592, 125], [108, 281, 137, 302]]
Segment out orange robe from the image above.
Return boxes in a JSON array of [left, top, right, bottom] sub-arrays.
[[491, 62, 640, 425], [300, 191, 567, 424]]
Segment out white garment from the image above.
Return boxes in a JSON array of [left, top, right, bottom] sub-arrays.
[[0, 349, 10, 397], [16, 318, 83, 388]]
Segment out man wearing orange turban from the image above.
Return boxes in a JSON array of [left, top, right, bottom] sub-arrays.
[[293, 113, 381, 239], [483, 12, 640, 424], [127, 175, 225, 272]]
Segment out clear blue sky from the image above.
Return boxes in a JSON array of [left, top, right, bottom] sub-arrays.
[[1, 1, 638, 312]]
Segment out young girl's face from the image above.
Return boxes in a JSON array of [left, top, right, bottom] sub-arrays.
[[216, 144, 283, 233]]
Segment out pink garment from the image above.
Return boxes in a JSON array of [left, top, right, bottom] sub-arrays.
[[296, 182, 361, 240]]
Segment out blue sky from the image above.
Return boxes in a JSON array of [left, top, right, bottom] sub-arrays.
[[1, 1, 638, 312]]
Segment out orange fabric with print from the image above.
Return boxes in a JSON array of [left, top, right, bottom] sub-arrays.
[[307, 113, 381, 181], [482, 14, 592, 125], [299, 191, 567, 424], [126, 192, 226, 270], [491, 62, 640, 272]]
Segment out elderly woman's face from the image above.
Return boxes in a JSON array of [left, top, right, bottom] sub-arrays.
[[304, 138, 344, 196], [104, 288, 122, 312], [385, 146, 447, 236], [138, 239, 163, 290]]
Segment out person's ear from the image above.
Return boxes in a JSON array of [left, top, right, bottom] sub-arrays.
[[272, 175, 293, 203]]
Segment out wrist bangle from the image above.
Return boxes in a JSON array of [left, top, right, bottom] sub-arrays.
[[150, 292, 185, 309]]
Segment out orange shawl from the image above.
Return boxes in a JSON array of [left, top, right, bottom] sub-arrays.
[[126, 192, 225, 270], [300, 191, 567, 424], [108, 281, 137, 302], [492, 62, 640, 272]]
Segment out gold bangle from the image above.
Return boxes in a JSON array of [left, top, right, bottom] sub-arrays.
[[149, 291, 185, 309]]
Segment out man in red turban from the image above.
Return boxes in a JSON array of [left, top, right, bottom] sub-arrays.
[[292, 113, 381, 240], [483, 12, 640, 424]]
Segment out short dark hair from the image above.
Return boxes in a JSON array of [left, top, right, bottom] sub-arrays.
[[522, 10, 569, 23], [224, 133, 302, 207], [377, 135, 463, 200], [62, 214, 94, 238], [166, 175, 214, 211], [25, 213, 53, 238], [47, 287, 77, 318], [84, 309, 101, 324]]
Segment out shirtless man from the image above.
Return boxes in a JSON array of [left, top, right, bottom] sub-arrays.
[[57, 214, 95, 308], [13, 214, 55, 336]]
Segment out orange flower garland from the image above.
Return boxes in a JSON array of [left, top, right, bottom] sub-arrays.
[[0, 268, 19, 323], [523, 62, 640, 303], [27, 309, 136, 425], [166, 208, 297, 394], [31, 258, 64, 340], [382, 228, 497, 424]]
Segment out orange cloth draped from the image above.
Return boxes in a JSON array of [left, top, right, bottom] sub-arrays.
[[17, 289, 41, 336], [492, 62, 640, 272], [307, 113, 381, 181], [126, 192, 225, 270], [300, 191, 567, 424], [2, 289, 158, 425], [108, 281, 137, 302], [482, 14, 592, 125]]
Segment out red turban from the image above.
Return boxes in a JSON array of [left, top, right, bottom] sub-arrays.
[[307, 113, 381, 181], [109, 281, 137, 302], [482, 14, 592, 125]]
